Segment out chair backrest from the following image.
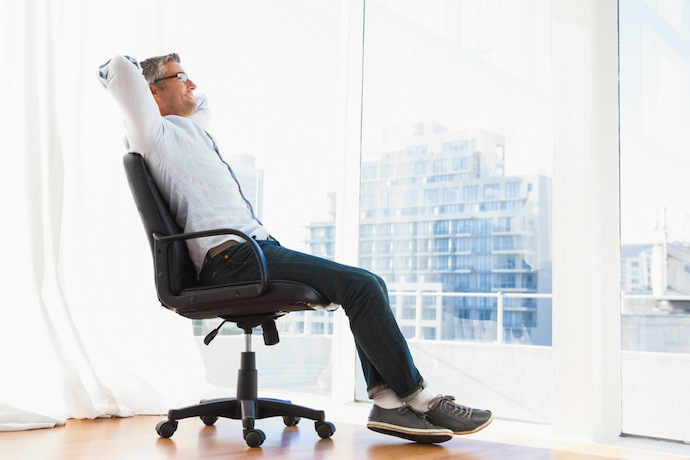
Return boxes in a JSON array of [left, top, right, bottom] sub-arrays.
[[123, 152, 197, 294]]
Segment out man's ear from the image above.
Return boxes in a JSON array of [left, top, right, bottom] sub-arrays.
[[149, 84, 161, 100]]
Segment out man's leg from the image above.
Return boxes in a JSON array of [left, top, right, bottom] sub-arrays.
[[200, 240, 424, 398], [199, 240, 492, 440]]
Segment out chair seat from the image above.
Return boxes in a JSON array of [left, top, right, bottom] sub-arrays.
[[169, 280, 336, 320]]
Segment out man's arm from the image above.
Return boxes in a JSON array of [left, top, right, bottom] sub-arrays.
[[98, 55, 162, 154]]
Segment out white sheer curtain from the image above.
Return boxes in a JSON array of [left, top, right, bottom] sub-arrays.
[[0, 0, 227, 430]]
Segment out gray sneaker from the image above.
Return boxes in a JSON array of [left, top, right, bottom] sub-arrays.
[[424, 395, 493, 435], [367, 404, 454, 444]]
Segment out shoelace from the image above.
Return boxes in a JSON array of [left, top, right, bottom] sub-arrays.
[[428, 395, 473, 420]]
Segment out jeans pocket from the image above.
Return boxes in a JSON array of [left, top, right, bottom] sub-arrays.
[[218, 244, 245, 265], [202, 244, 254, 286]]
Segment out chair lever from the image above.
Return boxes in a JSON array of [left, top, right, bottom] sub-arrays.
[[262, 319, 279, 346], [204, 320, 227, 345]]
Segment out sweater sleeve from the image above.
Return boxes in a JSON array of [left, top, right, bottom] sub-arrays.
[[98, 55, 162, 154]]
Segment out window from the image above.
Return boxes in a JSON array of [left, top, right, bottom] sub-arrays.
[[357, 0, 553, 423], [415, 160, 428, 175], [476, 219, 493, 235], [423, 189, 439, 204], [434, 220, 450, 235], [443, 187, 458, 203], [380, 164, 393, 178], [362, 166, 377, 179], [484, 183, 501, 200], [463, 185, 479, 202], [456, 238, 472, 253], [433, 159, 447, 173], [619, 0, 690, 441], [506, 181, 522, 198], [497, 217, 514, 232], [456, 219, 473, 234]]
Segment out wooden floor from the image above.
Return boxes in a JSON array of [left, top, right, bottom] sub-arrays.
[[2, 411, 688, 460]]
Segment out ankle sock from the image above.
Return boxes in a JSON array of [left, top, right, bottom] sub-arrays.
[[407, 387, 436, 413], [372, 388, 404, 409]]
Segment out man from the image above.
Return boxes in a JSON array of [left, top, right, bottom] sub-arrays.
[[99, 53, 493, 444]]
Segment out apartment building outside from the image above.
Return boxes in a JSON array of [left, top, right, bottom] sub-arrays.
[[303, 124, 553, 345]]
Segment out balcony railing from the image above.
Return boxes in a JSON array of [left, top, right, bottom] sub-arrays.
[[388, 290, 552, 344], [195, 290, 690, 352]]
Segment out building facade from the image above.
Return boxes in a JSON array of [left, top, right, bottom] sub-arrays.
[[305, 125, 553, 345]]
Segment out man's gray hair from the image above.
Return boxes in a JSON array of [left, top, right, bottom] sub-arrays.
[[141, 53, 181, 88]]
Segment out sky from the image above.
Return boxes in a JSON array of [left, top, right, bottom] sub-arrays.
[[619, 0, 690, 245]]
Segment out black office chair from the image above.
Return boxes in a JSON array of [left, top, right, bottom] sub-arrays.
[[123, 152, 336, 447]]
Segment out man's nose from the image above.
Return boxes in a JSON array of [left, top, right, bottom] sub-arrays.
[[186, 79, 196, 89]]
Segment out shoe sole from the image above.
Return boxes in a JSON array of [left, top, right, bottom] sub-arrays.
[[451, 412, 494, 435], [367, 421, 453, 444]]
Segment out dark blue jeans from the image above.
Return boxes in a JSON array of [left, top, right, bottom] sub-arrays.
[[198, 239, 426, 401]]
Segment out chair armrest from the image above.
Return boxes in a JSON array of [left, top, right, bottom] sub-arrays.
[[152, 228, 270, 295]]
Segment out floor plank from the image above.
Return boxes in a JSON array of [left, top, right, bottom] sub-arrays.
[[1, 414, 687, 460]]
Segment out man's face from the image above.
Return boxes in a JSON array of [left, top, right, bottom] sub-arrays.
[[150, 61, 198, 117]]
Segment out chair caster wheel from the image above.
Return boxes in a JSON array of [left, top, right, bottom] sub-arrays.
[[244, 428, 266, 447], [283, 415, 300, 426], [155, 420, 178, 438], [200, 415, 218, 426], [315, 421, 335, 439]]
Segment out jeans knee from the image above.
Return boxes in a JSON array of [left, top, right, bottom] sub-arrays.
[[369, 272, 389, 297], [356, 269, 383, 288], [352, 270, 388, 302], [373, 273, 387, 290]]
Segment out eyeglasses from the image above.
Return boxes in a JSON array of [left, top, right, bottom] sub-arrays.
[[153, 72, 188, 83]]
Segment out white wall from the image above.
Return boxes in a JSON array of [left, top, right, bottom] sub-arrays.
[[622, 351, 690, 442]]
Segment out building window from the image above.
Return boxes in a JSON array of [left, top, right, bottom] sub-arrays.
[[463, 185, 479, 202], [424, 189, 439, 204], [362, 165, 377, 179], [497, 217, 514, 232], [506, 181, 522, 198], [476, 219, 493, 235], [484, 183, 501, 200]]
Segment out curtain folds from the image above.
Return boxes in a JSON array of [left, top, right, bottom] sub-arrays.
[[0, 0, 207, 431]]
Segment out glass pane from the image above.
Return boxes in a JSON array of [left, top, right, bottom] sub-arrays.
[[620, 0, 690, 442], [191, 1, 344, 397], [353, 0, 553, 423]]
